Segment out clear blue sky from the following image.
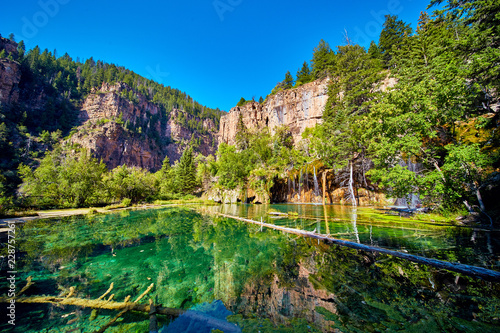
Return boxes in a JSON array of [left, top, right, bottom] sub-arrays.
[[1, 0, 434, 111]]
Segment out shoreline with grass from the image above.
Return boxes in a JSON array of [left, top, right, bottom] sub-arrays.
[[0, 197, 218, 226]]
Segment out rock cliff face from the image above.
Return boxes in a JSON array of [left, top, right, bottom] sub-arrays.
[[70, 82, 218, 171], [166, 108, 217, 159], [219, 78, 329, 146], [0, 59, 21, 106], [0, 37, 21, 106], [0, 37, 18, 56], [79, 82, 160, 123]]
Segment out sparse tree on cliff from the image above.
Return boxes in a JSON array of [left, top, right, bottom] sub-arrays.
[[284, 71, 294, 89], [237, 97, 246, 106], [311, 39, 333, 79], [296, 61, 312, 85]]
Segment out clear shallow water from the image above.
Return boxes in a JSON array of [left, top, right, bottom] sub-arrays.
[[1, 205, 500, 332], [205, 203, 500, 270]]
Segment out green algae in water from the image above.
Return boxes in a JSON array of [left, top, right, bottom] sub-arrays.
[[207, 203, 500, 270], [1, 206, 500, 332]]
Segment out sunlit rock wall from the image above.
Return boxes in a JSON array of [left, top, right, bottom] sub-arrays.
[[219, 78, 329, 146]]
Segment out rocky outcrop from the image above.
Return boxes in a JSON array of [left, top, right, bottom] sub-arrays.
[[69, 121, 164, 170], [0, 59, 21, 106], [204, 185, 270, 204], [70, 82, 218, 171], [0, 37, 18, 57], [204, 187, 242, 204], [166, 108, 217, 159], [219, 78, 329, 146], [79, 82, 160, 124]]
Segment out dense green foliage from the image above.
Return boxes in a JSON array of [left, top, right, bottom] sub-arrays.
[[18, 147, 108, 208], [364, 3, 499, 214], [14, 145, 204, 210], [201, 122, 304, 192], [378, 15, 413, 66], [0, 36, 223, 213], [214, 0, 500, 220], [207, 125, 306, 199], [295, 61, 313, 86], [3, 0, 500, 219], [175, 147, 197, 194]]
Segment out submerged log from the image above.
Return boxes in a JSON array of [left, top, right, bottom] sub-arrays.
[[0, 295, 242, 333], [1, 279, 240, 332], [149, 299, 159, 333], [214, 212, 500, 282], [0, 295, 185, 316]]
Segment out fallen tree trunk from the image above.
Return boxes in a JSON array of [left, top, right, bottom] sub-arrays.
[[0, 296, 241, 332], [214, 212, 500, 282], [0, 295, 185, 316]]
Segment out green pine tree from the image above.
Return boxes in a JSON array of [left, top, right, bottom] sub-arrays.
[[367, 41, 382, 60], [379, 15, 412, 67], [283, 71, 294, 89], [311, 39, 333, 79], [313, 44, 383, 170], [237, 97, 246, 106], [17, 40, 26, 59], [296, 61, 312, 85], [176, 147, 197, 194], [235, 113, 250, 150]]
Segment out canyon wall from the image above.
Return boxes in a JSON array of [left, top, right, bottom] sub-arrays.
[[70, 82, 218, 171], [0, 59, 21, 106], [0, 37, 20, 106], [219, 78, 329, 146]]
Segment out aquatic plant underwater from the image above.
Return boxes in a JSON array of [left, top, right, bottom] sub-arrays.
[[1, 205, 499, 332]]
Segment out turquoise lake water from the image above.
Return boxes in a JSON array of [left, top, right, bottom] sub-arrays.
[[1, 204, 499, 332]]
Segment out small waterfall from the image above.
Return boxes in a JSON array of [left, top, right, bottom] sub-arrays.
[[292, 177, 296, 200], [395, 158, 421, 208], [298, 169, 302, 200], [287, 177, 291, 201], [407, 158, 420, 208], [304, 165, 309, 192], [313, 166, 320, 197]]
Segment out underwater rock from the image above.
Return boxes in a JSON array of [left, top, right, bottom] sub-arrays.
[[160, 300, 241, 333]]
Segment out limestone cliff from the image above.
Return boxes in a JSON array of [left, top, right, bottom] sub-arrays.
[[70, 82, 218, 171], [219, 78, 329, 146]]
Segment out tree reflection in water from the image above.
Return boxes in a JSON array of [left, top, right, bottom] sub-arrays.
[[1, 206, 499, 332]]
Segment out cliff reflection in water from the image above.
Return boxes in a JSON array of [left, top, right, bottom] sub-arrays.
[[1, 206, 499, 332]]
